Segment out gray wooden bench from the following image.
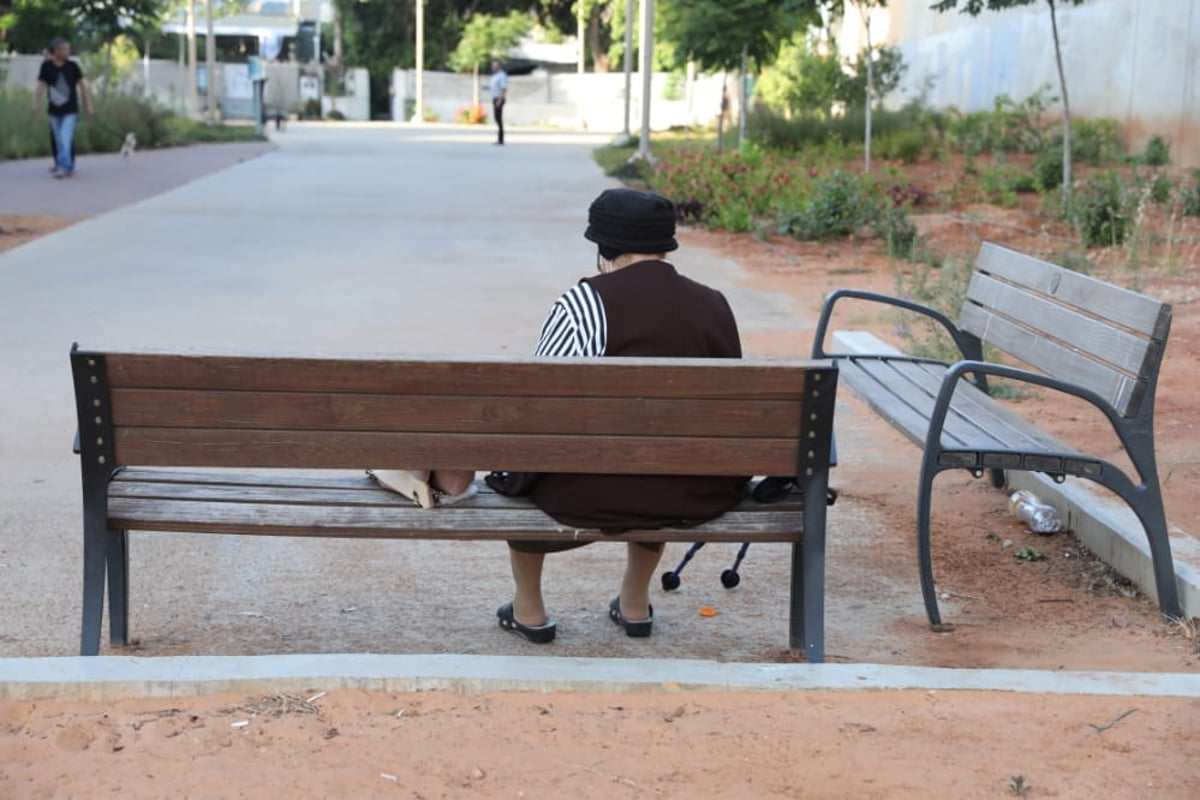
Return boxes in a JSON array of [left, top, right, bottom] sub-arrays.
[[811, 242, 1181, 630], [70, 347, 838, 661]]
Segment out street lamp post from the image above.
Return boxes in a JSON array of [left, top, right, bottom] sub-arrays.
[[414, 0, 425, 123]]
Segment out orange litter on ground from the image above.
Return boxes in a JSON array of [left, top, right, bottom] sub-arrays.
[[698, 606, 718, 617]]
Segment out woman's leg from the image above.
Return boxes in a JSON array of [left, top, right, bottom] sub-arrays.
[[431, 470, 475, 496], [619, 543, 665, 622], [508, 548, 548, 627]]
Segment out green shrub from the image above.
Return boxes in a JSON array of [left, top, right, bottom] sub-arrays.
[[893, 257, 974, 362], [1148, 172, 1173, 205], [1139, 134, 1171, 167], [1073, 171, 1132, 247], [873, 206, 919, 259], [647, 146, 811, 232], [747, 102, 929, 155], [1, 87, 261, 160], [875, 129, 924, 164], [1033, 146, 1063, 191], [780, 170, 883, 240], [1068, 117, 1125, 165], [945, 87, 1054, 156], [1180, 169, 1200, 217], [980, 163, 1036, 207]]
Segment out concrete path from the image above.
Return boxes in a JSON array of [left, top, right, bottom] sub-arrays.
[[0, 124, 819, 661]]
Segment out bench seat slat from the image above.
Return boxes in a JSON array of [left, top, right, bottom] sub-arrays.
[[114, 468, 386, 491], [108, 478, 806, 513], [110, 389, 802, 438], [837, 357, 1083, 460], [838, 358, 981, 448], [107, 497, 804, 542], [113, 428, 800, 476], [884, 361, 1074, 456]]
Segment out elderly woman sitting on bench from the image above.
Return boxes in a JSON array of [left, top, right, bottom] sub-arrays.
[[491, 188, 747, 643]]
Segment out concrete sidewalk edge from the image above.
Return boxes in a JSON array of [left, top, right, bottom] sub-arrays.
[[1, 654, 1198, 702], [831, 331, 1199, 618]]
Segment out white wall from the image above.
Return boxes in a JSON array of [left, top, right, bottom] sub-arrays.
[[5, 54, 368, 121], [391, 68, 733, 132], [840, 0, 1200, 165]]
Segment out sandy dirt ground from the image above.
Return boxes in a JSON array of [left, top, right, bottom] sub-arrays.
[[2, 688, 1198, 799]]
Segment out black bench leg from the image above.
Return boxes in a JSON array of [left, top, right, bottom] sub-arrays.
[[106, 529, 129, 647], [1128, 486, 1183, 621], [80, 520, 105, 656], [791, 470, 828, 663], [917, 460, 952, 632]]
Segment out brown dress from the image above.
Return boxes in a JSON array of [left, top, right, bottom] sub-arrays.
[[511, 260, 748, 552]]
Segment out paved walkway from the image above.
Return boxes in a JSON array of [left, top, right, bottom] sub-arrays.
[[0, 124, 816, 661]]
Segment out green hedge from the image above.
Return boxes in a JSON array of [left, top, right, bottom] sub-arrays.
[[0, 88, 265, 161]]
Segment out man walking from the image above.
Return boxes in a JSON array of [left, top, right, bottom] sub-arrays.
[[489, 58, 507, 145], [33, 37, 93, 179]]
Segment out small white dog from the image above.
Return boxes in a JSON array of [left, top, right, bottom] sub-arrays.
[[119, 132, 137, 159]]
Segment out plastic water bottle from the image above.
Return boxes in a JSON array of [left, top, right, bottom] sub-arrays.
[[1009, 490, 1062, 534]]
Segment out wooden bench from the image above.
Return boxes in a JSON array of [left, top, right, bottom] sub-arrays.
[[70, 348, 838, 661], [811, 242, 1182, 630]]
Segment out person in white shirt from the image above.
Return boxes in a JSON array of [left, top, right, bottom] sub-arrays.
[[489, 59, 507, 145]]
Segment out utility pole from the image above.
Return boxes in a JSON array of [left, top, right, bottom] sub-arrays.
[[414, 0, 425, 122], [577, 0, 585, 129], [185, 0, 198, 118], [204, 0, 216, 122], [621, 0, 633, 137], [634, 0, 653, 161]]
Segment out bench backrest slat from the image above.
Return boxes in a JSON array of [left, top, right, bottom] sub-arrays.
[[959, 244, 1172, 417], [84, 352, 836, 478]]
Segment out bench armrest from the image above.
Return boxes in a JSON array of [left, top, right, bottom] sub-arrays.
[[929, 360, 1143, 477], [811, 289, 982, 364]]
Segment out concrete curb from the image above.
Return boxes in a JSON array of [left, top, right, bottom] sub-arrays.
[[1, 654, 1199, 702], [830, 331, 1199, 618]]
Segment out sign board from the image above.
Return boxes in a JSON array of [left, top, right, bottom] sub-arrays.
[[299, 74, 320, 102]]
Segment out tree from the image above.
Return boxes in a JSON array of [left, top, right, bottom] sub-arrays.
[[67, 0, 165, 91], [448, 10, 530, 107], [1, 0, 78, 54], [658, 0, 823, 148], [758, 33, 904, 119], [932, 0, 1089, 201]]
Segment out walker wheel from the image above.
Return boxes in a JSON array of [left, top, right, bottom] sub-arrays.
[[661, 572, 681, 591], [720, 570, 741, 589]]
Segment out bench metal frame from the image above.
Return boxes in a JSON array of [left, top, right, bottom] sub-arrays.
[[812, 244, 1182, 630], [70, 346, 838, 662]]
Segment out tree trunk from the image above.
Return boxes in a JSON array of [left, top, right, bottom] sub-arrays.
[[472, 63, 480, 108], [101, 42, 113, 96], [864, 14, 873, 174], [588, 6, 610, 72], [1047, 0, 1072, 205], [737, 44, 748, 151], [717, 75, 727, 152]]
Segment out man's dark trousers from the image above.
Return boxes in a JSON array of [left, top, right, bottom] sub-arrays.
[[493, 98, 505, 144]]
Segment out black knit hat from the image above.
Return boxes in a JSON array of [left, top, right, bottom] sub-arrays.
[[584, 189, 679, 254]]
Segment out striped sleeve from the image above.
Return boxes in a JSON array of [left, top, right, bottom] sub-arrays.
[[534, 282, 607, 357]]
